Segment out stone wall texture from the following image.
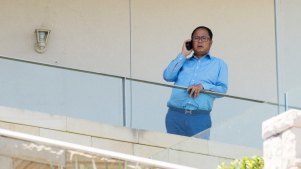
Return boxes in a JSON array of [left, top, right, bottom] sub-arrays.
[[262, 109, 301, 169]]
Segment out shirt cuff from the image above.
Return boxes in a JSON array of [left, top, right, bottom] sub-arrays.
[[201, 83, 209, 91]]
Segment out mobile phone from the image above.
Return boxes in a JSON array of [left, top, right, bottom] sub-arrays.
[[185, 41, 192, 50]]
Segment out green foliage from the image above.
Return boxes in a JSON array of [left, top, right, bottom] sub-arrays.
[[217, 156, 264, 169]]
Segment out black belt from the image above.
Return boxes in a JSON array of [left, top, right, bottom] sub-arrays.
[[168, 107, 210, 115]]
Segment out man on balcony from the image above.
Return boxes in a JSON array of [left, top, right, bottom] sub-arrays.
[[163, 26, 228, 138]]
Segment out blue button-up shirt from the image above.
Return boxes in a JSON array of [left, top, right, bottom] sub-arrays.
[[163, 53, 228, 111]]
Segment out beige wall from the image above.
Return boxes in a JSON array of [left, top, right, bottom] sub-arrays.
[[0, 0, 130, 76], [0, 0, 277, 102]]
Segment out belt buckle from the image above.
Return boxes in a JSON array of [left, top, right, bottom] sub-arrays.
[[185, 109, 192, 114]]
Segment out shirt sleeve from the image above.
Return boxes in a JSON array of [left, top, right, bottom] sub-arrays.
[[163, 53, 186, 82], [202, 60, 228, 94]]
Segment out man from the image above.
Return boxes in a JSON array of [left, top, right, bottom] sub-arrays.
[[163, 26, 228, 138]]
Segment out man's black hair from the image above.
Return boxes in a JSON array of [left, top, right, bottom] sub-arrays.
[[191, 26, 213, 40]]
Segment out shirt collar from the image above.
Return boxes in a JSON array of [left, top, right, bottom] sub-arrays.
[[191, 53, 212, 60]]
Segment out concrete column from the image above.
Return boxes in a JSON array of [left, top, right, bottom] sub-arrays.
[[262, 109, 301, 169]]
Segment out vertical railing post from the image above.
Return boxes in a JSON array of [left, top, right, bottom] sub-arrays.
[[122, 77, 127, 127], [284, 92, 288, 111]]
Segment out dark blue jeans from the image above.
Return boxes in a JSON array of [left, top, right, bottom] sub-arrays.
[[165, 108, 211, 139]]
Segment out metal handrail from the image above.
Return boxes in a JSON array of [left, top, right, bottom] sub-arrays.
[[0, 128, 196, 169], [0, 55, 299, 110]]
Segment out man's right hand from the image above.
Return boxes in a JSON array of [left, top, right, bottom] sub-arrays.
[[188, 84, 204, 98], [181, 40, 193, 57]]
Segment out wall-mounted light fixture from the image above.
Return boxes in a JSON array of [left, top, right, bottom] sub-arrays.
[[34, 29, 51, 54]]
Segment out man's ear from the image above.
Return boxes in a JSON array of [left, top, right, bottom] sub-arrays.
[[209, 40, 213, 47]]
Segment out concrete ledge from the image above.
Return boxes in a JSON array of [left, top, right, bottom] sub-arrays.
[[67, 117, 138, 143], [137, 129, 188, 148], [0, 106, 66, 130]]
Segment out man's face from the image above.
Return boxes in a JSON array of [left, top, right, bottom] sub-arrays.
[[192, 28, 212, 57]]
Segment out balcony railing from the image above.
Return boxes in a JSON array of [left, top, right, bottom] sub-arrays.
[[0, 55, 300, 150]]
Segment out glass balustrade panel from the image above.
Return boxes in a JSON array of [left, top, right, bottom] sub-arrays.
[[129, 80, 278, 147], [276, 0, 301, 113], [148, 94, 277, 168], [128, 80, 171, 132], [0, 58, 124, 126]]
